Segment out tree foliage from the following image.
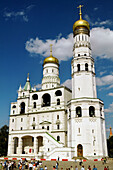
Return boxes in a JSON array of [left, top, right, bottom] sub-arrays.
[[107, 136, 113, 158], [0, 125, 9, 156]]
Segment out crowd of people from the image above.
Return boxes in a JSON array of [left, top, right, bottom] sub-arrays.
[[0, 159, 110, 170]]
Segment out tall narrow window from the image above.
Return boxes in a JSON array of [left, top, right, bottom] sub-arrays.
[[33, 117, 35, 121], [33, 102, 36, 108], [47, 126, 49, 130], [57, 115, 59, 119], [57, 136, 60, 141], [85, 63, 88, 71], [77, 64, 80, 72], [57, 124, 60, 130], [76, 107, 82, 117], [89, 106, 95, 117], [57, 99, 60, 105]]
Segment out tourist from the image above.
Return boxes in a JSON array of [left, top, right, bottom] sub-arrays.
[[53, 166, 56, 170], [75, 165, 78, 170], [56, 161, 59, 169], [79, 159, 82, 166], [29, 162, 33, 170], [104, 166, 108, 170], [45, 165, 47, 170], [93, 165, 97, 170], [87, 165, 91, 170], [107, 166, 109, 170], [70, 165, 74, 170], [81, 165, 85, 170]]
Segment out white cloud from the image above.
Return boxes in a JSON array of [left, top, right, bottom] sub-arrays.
[[35, 83, 41, 89], [99, 71, 107, 76], [105, 102, 113, 113], [107, 84, 113, 89], [3, 5, 34, 22], [25, 34, 73, 61], [62, 79, 72, 90], [25, 27, 113, 62], [84, 14, 112, 27], [108, 93, 113, 96], [90, 27, 113, 60], [94, 7, 98, 11], [96, 75, 113, 86]]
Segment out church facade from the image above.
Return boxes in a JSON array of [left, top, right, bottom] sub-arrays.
[[8, 6, 108, 159]]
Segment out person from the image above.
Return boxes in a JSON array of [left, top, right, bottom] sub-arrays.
[[79, 159, 82, 166], [45, 165, 47, 170], [29, 162, 33, 170], [75, 166, 78, 170], [107, 166, 109, 170], [81, 165, 85, 170], [53, 166, 56, 170], [87, 165, 91, 170], [93, 165, 97, 170], [104, 166, 108, 170], [56, 161, 59, 169], [70, 166, 74, 170], [58, 156, 60, 161]]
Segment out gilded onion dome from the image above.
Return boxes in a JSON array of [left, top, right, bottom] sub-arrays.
[[73, 5, 90, 36], [43, 44, 59, 65]]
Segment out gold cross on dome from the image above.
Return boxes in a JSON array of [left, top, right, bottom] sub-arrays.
[[50, 44, 53, 56], [77, 5, 83, 19]]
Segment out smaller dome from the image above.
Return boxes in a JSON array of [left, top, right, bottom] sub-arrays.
[[73, 19, 90, 31], [43, 55, 59, 65]]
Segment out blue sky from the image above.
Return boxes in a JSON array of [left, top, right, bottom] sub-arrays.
[[0, 0, 113, 138]]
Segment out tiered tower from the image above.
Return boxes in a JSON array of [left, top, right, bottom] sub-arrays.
[[67, 5, 108, 158], [42, 44, 60, 89]]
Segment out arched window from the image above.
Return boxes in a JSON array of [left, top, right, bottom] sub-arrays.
[[76, 107, 82, 117], [42, 93, 51, 107], [32, 94, 38, 100], [89, 106, 95, 117], [20, 102, 25, 114], [77, 64, 80, 72], [84, 54, 87, 56], [12, 105, 16, 108], [33, 102, 36, 108], [57, 99, 60, 105], [78, 54, 80, 57], [57, 136, 60, 141], [55, 90, 62, 96], [85, 63, 88, 71]]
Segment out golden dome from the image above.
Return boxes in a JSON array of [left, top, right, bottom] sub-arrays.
[[43, 44, 59, 65], [73, 19, 90, 31], [43, 55, 59, 65], [73, 5, 90, 32]]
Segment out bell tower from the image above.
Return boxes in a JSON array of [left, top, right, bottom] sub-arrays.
[[72, 5, 97, 99]]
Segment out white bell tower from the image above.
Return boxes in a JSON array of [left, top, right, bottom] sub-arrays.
[[72, 5, 97, 99]]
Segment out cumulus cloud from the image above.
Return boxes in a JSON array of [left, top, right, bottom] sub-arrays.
[[25, 34, 73, 61], [90, 27, 113, 59], [96, 75, 113, 86], [62, 79, 72, 90], [25, 27, 113, 62], [35, 83, 41, 89]]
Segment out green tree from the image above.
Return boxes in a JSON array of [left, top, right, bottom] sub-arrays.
[[107, 136, 113, 158], [0, 125, 9, 156]]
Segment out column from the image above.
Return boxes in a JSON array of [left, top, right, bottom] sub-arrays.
[[34, 137, 38, 155], [18, 137, 22, 155]]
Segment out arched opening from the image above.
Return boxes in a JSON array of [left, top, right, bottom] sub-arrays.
[[32, 94, 38, 100], [77, 144, 83, 157], [22, 136, 34, 154], [57, 99, 60, 105], [37, 136, 43, 152], [33, 102, 36, 108], [14, 137, 18, 154], [85, 63, 88, 71], [89, 106, 95, 117], [76, 107, 82, 117], [55, 90, 62, 96], [57, 136, 60, 142], [12, 105, 16, 108], [77, 64, 80, 72], [42, 93, 51, 107], [20, 102, 25, 114]]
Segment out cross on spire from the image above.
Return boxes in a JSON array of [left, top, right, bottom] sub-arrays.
[[77, 5, 83, 20], [50, 44, 53, 56]]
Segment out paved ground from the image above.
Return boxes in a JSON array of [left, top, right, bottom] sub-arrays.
[[41, 160, 113, 170], [0, 159, 113, 169]]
